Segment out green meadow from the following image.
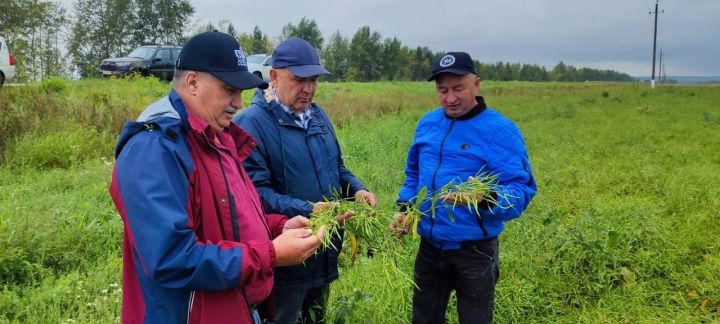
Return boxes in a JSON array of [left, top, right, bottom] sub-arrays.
[[0, 77, 718, 323]]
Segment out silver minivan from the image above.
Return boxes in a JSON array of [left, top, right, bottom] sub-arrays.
[[0, 36, 17, 87]]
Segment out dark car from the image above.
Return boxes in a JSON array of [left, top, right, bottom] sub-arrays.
[[99, 44, 181, 81]]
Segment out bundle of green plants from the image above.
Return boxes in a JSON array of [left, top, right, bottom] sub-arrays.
[[309, 199, 414, 288], [439, 170, 513, 213], [398, 170, 513, 239], [309, 199, 388, 254]]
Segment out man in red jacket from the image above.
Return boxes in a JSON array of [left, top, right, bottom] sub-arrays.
[[109, 31, 325, 323]]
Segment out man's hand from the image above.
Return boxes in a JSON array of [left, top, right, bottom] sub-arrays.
[[313, 201, 352, 225], [354, 189, 378, 206], [440, 192, 484, 205], [313, 201, 339, 214], [283, 216, 310, 232], [388, 212, 410, 237], [273, 227, 326, 267]]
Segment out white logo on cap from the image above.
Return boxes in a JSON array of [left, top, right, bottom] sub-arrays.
[[439, 55, 455, 67], [235, 49, 247, 67]]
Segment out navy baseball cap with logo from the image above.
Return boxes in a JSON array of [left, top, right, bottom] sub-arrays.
[[176, 31, 268, 89], [272, 37, 331, 77], [428, 51, 477, 81]]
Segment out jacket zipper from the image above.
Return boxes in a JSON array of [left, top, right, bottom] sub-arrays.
[[305, 134, 325, 203], [216, 152, 240, 241], [186, 291, 195, 324], [429, 120, 455, 241], [215, 149, 258, 318]]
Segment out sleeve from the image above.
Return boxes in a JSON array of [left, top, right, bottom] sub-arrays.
[[396, 121, 423, 206], [478, 125, 537, 222], [110, 133, 274, 291], [235, 113, 314, 217], [266, 213, 289, 239]]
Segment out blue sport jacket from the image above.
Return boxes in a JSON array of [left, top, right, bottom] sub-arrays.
[[397, 97, 536, 249]]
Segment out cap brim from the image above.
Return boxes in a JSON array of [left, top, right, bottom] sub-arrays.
[[287, 65, 332, 77], [427, 68, 471, 81], [211, 70, 269, 90]]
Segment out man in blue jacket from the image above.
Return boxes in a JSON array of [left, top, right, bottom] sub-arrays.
[[394, 52, 537, 323], [235, 37, 378, 324]]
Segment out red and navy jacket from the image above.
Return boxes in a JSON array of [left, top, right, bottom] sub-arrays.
[[109, 89, 287, 323]]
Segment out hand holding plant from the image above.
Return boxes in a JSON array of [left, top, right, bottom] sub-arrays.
[[354, 189, 378, 206], [388, 212, 410, 237], [440, 191, 484, 205], [283, 215, 311, 232]]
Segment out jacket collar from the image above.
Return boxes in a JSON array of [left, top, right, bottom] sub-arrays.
[[253, 88, 323, 130]]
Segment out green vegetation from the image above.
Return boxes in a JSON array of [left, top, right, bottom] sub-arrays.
[[0, 79, 718, 323]]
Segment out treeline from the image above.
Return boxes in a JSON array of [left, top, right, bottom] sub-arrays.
[[0, 1, 633, 82]]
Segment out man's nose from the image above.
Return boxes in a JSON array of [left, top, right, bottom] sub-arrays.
[[231, 92, 243, 108], [302, 80, 316, 93]]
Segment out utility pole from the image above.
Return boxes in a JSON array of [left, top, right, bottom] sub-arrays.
[[658, 49, 663, 84], [650, 0, 663, 89]]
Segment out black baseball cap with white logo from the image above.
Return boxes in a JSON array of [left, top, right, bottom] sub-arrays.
[[427, 51, 477, 81], [176, 31, 268, 89]]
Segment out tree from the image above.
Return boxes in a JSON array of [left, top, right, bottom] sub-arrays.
[[236, 33, 253, 54], [133, 0, 193, 45], [381, 37, 411, 80], [280, 17, 323, 49], [0, 0, 68, 81], [550, 61, 567, 81], [68, 0, 136, 77], [251, 26, 271, 54], [68, 0, 194, 77], [409, 46, 435, 81], [348, 26, 382, 81], [321, 31, 350, 81]]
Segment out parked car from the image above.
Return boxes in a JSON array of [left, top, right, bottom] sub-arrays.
[[0, 36, 17, 87], [99, 44, 181, 81], [246, 54, 272, 81]]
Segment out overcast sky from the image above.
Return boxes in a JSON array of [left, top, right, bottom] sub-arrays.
[[58, 0, 720, 76]]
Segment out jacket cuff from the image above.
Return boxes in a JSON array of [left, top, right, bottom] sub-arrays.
[[238, 240, 275, 304], [266, 213, 288, 238], [301, 201, 314, 217]]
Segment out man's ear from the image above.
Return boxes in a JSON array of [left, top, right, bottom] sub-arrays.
[[269, 69, 279, 84], [185, 71, 201, 95]]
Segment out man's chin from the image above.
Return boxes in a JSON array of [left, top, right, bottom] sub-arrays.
[[293, 100, 311, 110], [444, 107, 461, 116]]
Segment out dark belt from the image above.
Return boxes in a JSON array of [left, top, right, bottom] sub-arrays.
[[459, 236, 498, 250], [421, 236, 498, 250]]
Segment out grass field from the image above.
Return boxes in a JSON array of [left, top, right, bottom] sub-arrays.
[[0, 77, 718, 323]]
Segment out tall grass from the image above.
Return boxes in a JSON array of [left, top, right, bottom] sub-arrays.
[[0, 79, 718, 323]]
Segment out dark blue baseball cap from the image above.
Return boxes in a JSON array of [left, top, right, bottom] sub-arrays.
[[176, 31, 268, 89], [428, 52, 477, 81], [272, 37, 331, 77]]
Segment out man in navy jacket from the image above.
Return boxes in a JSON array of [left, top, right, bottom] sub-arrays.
[[235, 38, 378, 324], [394, 52, 537, 323]]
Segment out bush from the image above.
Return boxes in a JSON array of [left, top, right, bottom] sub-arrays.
[[3, 127, 114, 169], [38, 77, 69, 93]]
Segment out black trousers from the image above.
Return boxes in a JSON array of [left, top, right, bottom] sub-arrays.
[[412, 237, 500, 324], [273, 285, 329, 324]]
